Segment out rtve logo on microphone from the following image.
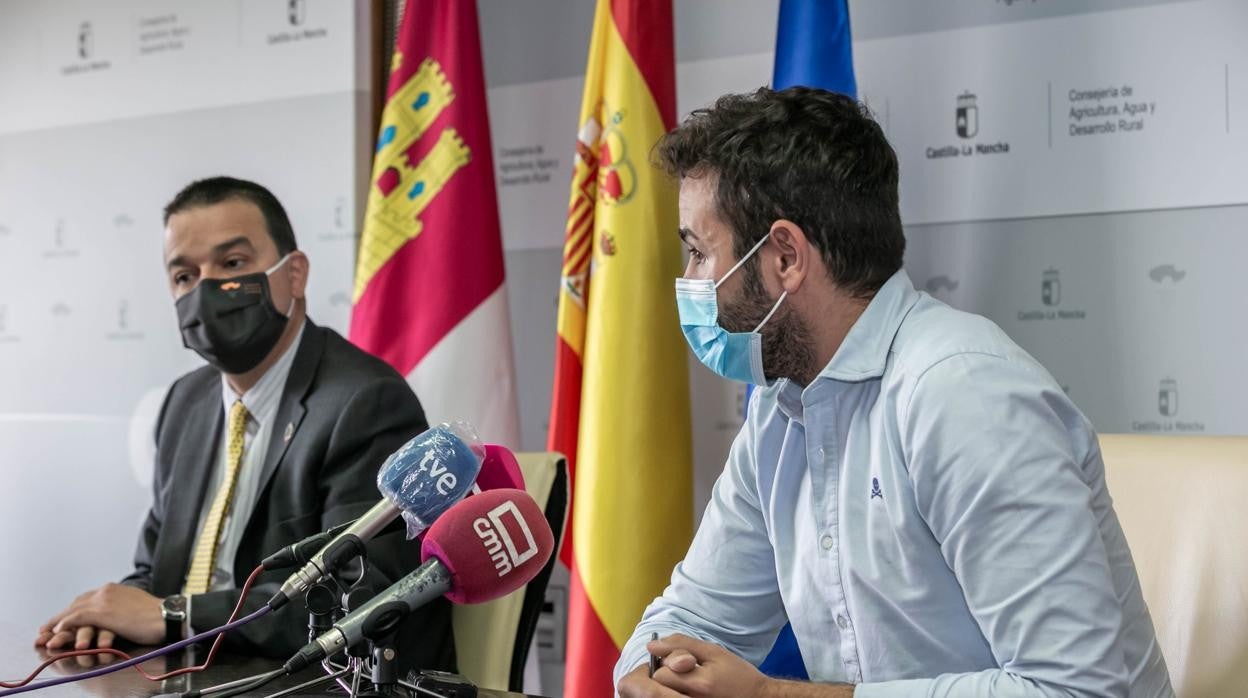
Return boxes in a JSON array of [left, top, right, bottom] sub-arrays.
[[418, 450, 459, 496], [474, 501, 539, 577]]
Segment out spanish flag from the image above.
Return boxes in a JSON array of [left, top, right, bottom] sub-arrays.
[[548, 1, 693, 694], [350, 0, 520, 447]]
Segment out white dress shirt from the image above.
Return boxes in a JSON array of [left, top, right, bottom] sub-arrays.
[[188, 323, 304, 593]]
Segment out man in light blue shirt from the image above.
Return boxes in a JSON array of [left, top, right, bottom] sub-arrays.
[[616, 87, 1171, 697]]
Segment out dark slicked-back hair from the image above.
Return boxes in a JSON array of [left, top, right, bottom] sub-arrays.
[[656, 86, 904, 297], [163, 176, 298, 256]]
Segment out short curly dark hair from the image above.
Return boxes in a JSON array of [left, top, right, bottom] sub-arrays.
[[656, 86, 904, 297]]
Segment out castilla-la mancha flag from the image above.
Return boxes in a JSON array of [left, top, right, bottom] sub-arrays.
[[549, 0, 693, 694], [350, 0, 520, 448]]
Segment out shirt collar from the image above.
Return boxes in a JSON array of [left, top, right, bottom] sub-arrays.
[[220, 318, 305, 426], [769, 270, 920, 418]]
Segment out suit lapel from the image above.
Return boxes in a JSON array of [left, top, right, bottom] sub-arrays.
[[156, 386, 222, 593], [254, 321, 324, 500]]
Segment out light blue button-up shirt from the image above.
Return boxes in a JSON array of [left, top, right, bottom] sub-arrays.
[[616, 271, 1172, 697]]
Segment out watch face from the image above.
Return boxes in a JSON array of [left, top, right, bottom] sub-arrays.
[[163, 595, 187, 617]]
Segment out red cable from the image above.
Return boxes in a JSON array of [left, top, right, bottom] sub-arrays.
[[1, 565, 265, 689]]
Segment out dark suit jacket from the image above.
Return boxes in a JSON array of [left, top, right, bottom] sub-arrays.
[[122, 320, 454, 671]]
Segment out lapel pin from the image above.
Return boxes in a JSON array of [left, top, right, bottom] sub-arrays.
[[283, 422, 294, 443]]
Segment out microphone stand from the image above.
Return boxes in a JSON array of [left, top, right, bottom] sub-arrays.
[[186, 583, 357, 698], [303, 580, 353, 694], [355, 631, 400, 696], [261, 548, 434, 698]]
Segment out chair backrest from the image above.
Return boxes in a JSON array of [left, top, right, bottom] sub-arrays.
[[1098, 434, 1248, 697], [452, 452, 569, 692]]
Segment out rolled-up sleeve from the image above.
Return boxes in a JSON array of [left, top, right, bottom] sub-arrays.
[[858, 352, 1128, 698], [613, 408, 788, 688]]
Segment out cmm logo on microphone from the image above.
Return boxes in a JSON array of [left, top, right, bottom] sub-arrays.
[[473, 500, 539, 577]]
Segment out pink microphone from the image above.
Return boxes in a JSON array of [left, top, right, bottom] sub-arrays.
[[284, 488, 554, 674], [422, 487, 553, 604], [476, 444, 525, 492]]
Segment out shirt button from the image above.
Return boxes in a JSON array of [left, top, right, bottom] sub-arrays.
[[818, 447, 826, 458], [820, 535, 834, 550], [837, 615, 849, 629]]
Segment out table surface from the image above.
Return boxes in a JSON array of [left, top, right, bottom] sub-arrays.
[[0, 624, 540, 697]]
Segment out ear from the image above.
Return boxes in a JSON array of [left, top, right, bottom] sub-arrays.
[[287, 251, 310, 301], [766, 219, 810, 294]]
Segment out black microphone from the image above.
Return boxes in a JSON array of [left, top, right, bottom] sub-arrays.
[[260, 523, 350, 571], [260, 519, 406, 571]]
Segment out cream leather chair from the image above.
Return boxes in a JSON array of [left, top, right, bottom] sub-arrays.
[[1099, 434, 1248, 697], [452, 452, 569, 692]]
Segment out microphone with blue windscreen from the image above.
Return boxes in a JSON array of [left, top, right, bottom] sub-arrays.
[[259, 441, 524, 571], [268, 422, 484, 610], [377, 421, 486, 535]]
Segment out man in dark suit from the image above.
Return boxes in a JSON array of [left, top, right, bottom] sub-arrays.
[[34, 177, 454, 671]]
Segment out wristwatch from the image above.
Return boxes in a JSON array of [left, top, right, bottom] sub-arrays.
[[161, 594, 188, 644]]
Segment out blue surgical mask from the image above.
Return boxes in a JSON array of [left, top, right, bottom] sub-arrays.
[[675, 233, 787, 385]]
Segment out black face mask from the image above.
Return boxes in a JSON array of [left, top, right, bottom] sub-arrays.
[[176, 255, 293, 374]]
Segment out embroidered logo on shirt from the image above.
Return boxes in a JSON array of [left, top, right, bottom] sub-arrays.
[[870, 477, 883, 500]]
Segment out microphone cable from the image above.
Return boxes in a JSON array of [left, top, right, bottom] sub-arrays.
[[0, 565, 268, 695], [173, 666, 286, 698]]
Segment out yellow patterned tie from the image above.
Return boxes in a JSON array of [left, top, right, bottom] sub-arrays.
[[184, 400, 249, 595]]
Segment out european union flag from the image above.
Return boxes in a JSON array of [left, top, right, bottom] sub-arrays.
[[758, 0, 858, 682], [773, 0, 856, 98]]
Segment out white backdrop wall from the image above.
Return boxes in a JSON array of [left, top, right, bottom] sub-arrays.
[[0, 0, 372, 633]]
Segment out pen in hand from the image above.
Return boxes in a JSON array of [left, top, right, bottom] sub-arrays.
[[648, 632, 660, 678]]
